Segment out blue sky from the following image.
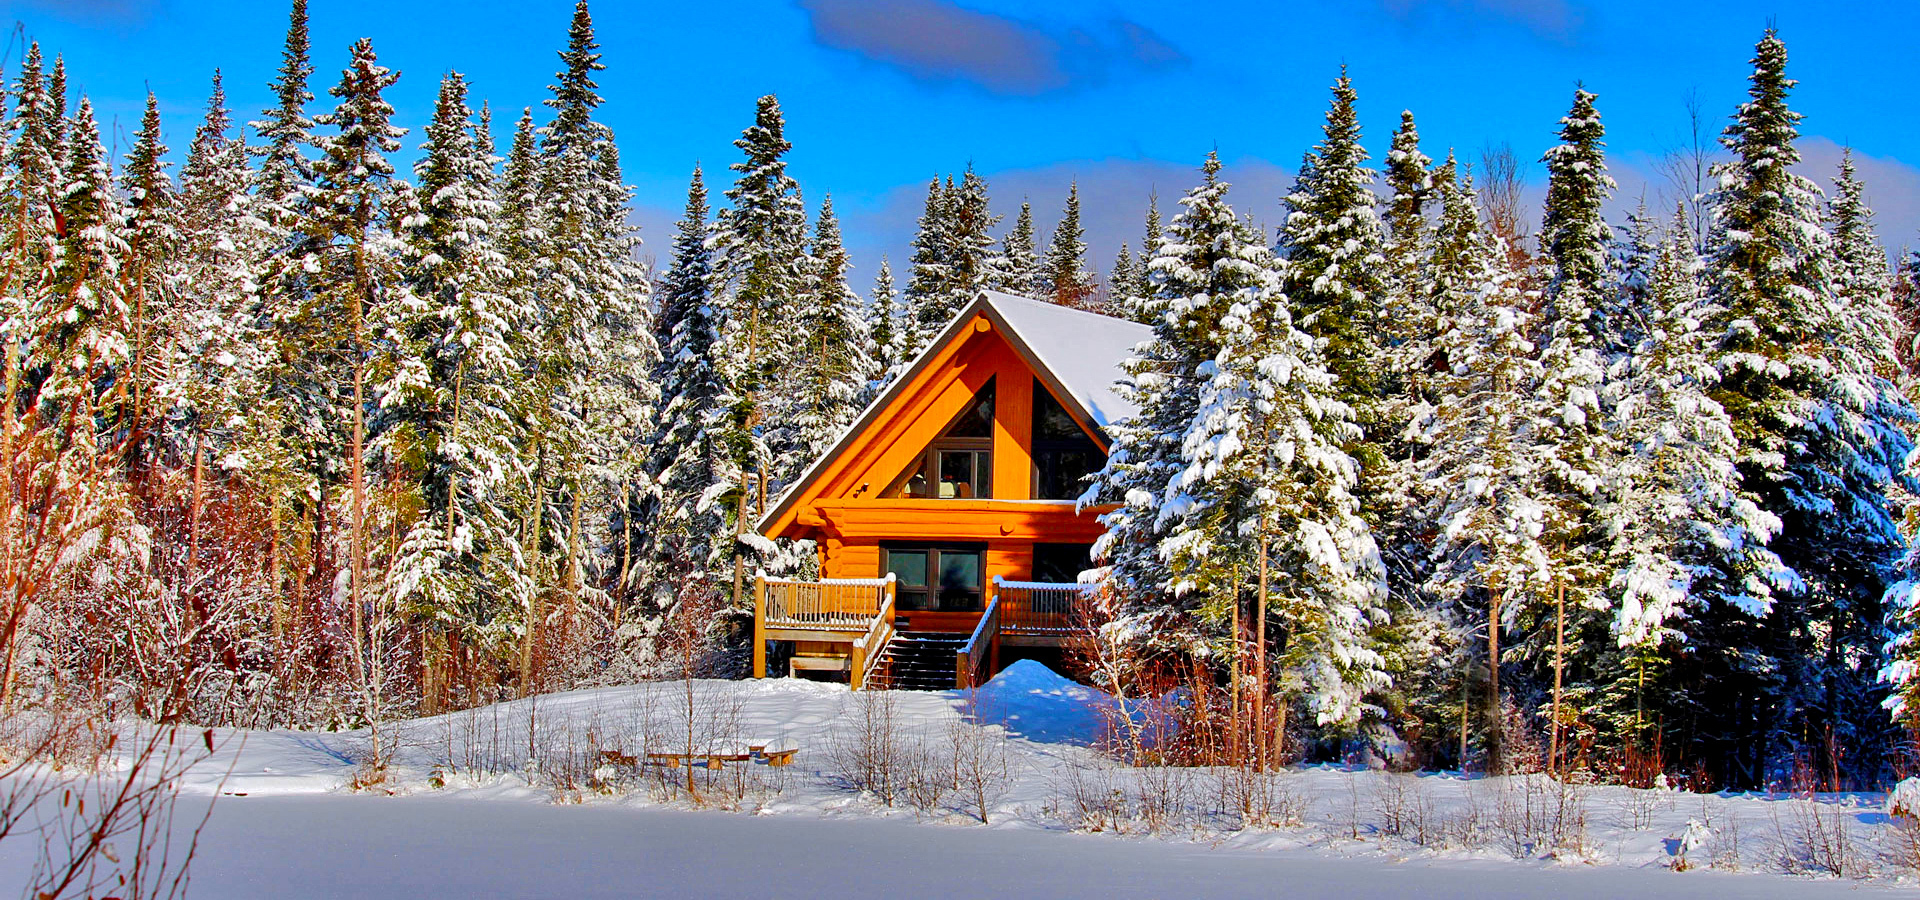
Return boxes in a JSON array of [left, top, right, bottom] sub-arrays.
[[7, 0, 1918, 281]]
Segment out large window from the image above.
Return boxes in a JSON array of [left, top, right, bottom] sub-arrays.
[[883, 543, 986, 612], [1031, 379, 1105, 501], [887, 379, 995, 500], [1033, 543, 1095, 584]]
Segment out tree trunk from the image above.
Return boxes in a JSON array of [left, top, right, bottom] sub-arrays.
[[1550, 575, 1566, 775], [1255, 528, 1270, 772], [1487, 572, 1503, 775]]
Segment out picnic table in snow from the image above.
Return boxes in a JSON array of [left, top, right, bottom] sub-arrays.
[[634, 744, 796, 770]]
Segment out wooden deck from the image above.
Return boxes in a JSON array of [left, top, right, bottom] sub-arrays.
[[754, 574, 1089, 689]]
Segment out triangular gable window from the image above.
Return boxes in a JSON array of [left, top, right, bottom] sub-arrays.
[[885, 378, 994, 499]]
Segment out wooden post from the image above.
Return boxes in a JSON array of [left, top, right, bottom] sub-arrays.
[[851, 639, 867, 692], [752, 574, 767, 679]]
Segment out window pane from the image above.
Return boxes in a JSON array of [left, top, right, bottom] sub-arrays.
[[940, 451, 975, 498], [1033, 543, 1094, 583], [940, 552, 981, 591], [1033, 380, 1084, 440], [947, 381, 996, 438], [887, 550, 928, 588]]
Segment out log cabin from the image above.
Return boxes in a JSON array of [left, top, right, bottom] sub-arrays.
[[753, 290, 1151, 690]]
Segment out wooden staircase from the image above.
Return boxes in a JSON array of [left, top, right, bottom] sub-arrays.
[[864, 632, 969, 691]]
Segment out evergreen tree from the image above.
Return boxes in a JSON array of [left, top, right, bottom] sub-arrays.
[[1041, 181, 1094, 307], [3, 44, 63, 346], [252, 0, 315, 231], [37, 98, 132, 437], [1703, 29, 1912, 783], [381, 71, 533, 684], [1278, 70, 1393, 519], [1381, 110, 1433, 317], [998, 200, 1040, 297], [867, 257, 899, 377], [1109, 243, 1139, 316], [1085, 152, 1248, 659], [530, 0, 659, 638], [306, 38, 407, 710], [712, 93, 806, 484], [790, 194, 871, 465], [1414, 164, 1548, 773], [1601, 205, 1786, 747], [631, 165, 745, 638], [1526, 87, 1620, 699], [1168, 214, 1388, 732], [119, 92, 183, 464]]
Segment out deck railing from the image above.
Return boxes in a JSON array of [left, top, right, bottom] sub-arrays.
[[851, 593, 898, 691], [956, 597, 1002, 689], [993, 578, 1089, 636], [758, 574, 895, 629]]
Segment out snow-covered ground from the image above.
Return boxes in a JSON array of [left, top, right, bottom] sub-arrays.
[[4, 662, 1915, 898]]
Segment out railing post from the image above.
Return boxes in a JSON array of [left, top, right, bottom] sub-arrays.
[[753, 573, 767, 679], [851, 638, 867, 692]]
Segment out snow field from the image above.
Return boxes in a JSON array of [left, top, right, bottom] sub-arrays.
[[94, 661, 1915, 890]]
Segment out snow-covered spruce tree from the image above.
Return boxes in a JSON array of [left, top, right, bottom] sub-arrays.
[[1083, 151, 1247, 664], [117, 92, 184, 467], [624, 166, 757, 673], [172, 71, 271, 497], [712, 93, 806, 493], [307, 38, 408, 733], [1110, 194, 1165, 325], [1277, 70, 1394, 522], [998, 199, 1040, 297], [252, 0, 315, 236], [38, 98, 133, 448], [1381, 110, 1433, 330], [1165, 223, 1389, 737], [789, 194, 872, 467], [867, 257, 900, 379], [1599, 204, 1786, 750], [1414, 164, 1550, 774], [1041, 181, 1094, 308], [950, 166, 1007, 305], [2, 43, 62, 324], [1703, 30, 1912, 784], [1523, 87, 1621, 748], [1828, 151, 1903, 381], [1607, 197, 1660, 353], [530, 0, 658, 670], [380, 72, 535, 706], [1109, 243, 1139, 316]]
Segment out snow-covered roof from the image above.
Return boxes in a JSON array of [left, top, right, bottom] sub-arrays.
[[757, 290, 1150, 536], [979, 291, 1149, 429]]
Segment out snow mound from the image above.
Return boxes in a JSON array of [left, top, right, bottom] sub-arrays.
[[965, 660, 1113, 746]]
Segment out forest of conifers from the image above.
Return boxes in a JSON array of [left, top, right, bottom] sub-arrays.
[[3, 0, 1917, 792]]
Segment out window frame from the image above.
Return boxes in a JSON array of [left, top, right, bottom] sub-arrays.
[[881, 542, 988, 612]]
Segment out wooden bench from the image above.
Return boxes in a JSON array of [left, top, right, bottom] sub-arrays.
[[789, 653, 851, 676]]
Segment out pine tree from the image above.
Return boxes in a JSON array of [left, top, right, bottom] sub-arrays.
[[529, 0, 659, 653], [902, 176, 953, 354], [1527, 87, 1620, 720], [2, 44, 63, 344], [1041, 181, 1094, 307], [998, 200, 1040, 297], [1829, 150, 1903, 380], [790, 194, 871, 466], [631, 166, 745, 640], [1109, 243, 1139, 315], [1381, 110, 1433, 317], [119, 92, 183, 464], [252, 0, 315, 232], [37, 98, 132, 437], [1085, 152, 1248, 659], [1414, 164, 1548, 773], [712, 93, 806, 484], [1601, 205, 1786, 747], [867, 257, 899, 377], [1278, 70, 1393, 519], [382, 71, 534, 693], [1168, 212, 1388, 734], [307, 37, 407, 730], [1704, 29, 1912, 783]]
